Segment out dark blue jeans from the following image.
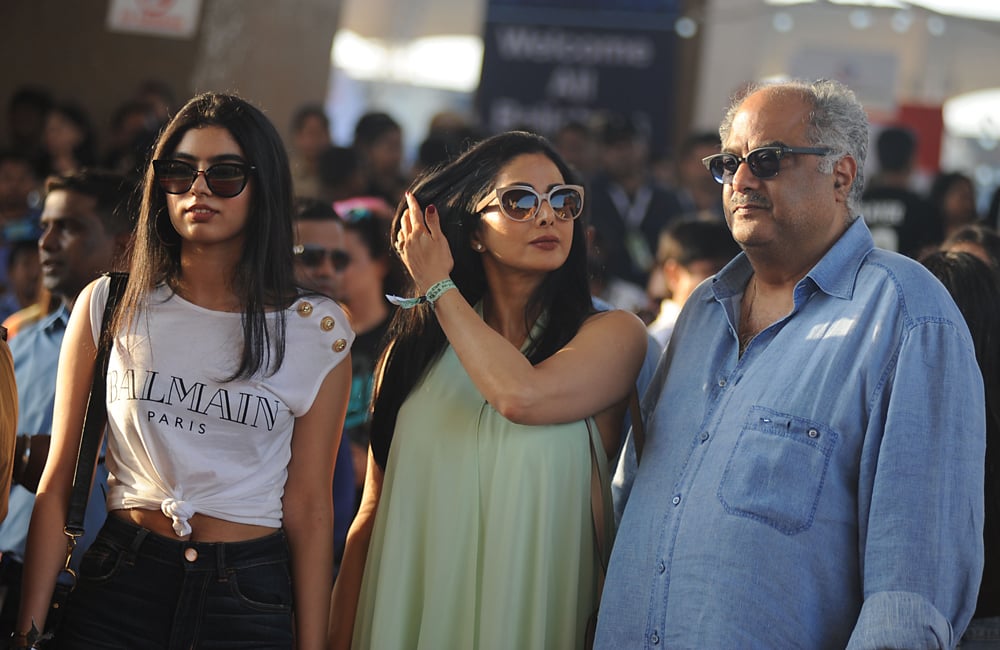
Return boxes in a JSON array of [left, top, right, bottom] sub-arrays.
[[54, 514, 294, 649]]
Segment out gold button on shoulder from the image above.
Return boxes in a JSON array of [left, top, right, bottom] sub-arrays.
[[184, 547, 198, 562], [320, 316, 335, 331], [297, 301, 313, 317], [333, 338, 347, 353]]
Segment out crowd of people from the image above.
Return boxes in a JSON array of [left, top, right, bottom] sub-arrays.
[[0, 75, 996, 649]]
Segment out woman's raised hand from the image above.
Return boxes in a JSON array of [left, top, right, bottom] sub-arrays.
[[396, 192, 455, 294]]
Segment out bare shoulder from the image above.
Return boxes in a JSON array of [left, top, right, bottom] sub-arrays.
[[582, 308, 648, 340]]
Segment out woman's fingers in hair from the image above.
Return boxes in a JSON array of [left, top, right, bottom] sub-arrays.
[[424, 204, 440, 239], [403, 191, 423, 237]]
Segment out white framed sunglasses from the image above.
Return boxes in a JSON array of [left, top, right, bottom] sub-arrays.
[[475, 184, 585, 222]]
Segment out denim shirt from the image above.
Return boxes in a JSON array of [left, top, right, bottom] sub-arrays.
[[597, 218, 985, 649], [9, 304, 68, 435]]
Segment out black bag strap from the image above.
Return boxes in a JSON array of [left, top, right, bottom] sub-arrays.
[[64, 272, 128, 537]]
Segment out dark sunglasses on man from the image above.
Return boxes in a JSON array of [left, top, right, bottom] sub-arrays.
[[293, 244, 351, 271], [152, 159, 256, 198], [702, 145, 830, 185]]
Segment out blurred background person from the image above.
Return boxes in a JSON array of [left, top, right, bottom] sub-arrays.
[[586, 112, 682, 304], [0, 239, 41, 322], [0, 152, 40, 231], [38, 101, 97, 178], [860, 125, 939, 257], [317, 145, 367, 205], [134, 79, 175, 127], [411, 122, 480, 180], [551, 119, 599, 182], [289, 104, 333, 199], [352, 111, 407, 207], [0, 151, 42, 321], [101, 98, 160, 178], [670, 131, 725, 222], [647, 219, 740, 348], [293, 197, 348, 299], [920, 250, 1000, 649], [5, 87, 52, 172], [331, 197, 401, 505], [929, 170, 980, 242]]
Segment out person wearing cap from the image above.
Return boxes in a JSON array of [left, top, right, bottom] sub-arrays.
[[597, 79, 984, 648]]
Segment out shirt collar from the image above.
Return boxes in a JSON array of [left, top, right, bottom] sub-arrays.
[[710, 217, 874, 304], [802, 217, 874, 301], [40, 302, 71, 333]]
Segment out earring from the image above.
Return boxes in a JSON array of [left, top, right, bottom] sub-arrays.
[[474, 243, 484, 251]]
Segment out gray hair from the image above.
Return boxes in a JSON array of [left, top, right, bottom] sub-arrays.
[[719, 79, 869, 219]]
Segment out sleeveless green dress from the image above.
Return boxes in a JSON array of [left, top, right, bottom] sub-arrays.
[[353, 317, 612, 649]]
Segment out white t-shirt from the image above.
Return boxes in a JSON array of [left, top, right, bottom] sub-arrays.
[[89, 276, 354, 536]]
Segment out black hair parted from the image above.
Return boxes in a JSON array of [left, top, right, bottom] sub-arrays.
[[368, 130, 594, 469]]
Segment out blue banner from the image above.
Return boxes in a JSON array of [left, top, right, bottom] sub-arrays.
[[477, 0, 680, 154]]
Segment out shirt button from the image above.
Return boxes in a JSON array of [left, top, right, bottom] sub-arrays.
[[650, 631, 661, 645], [184, 547, 198, 562], [657, 561, 665, 574], [671, 495, 681, 506], [717, 378, 726, 387], [807, 428, 819, 438], [699, 431, 710, 443]]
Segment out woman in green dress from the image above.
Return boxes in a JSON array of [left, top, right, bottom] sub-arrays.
[[331, 131, 648, 649]]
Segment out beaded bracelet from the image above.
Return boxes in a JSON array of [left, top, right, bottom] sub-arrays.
[[386, 278, 457, 310]]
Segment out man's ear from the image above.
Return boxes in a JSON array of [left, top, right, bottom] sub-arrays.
[[832, 155, 857, 201]]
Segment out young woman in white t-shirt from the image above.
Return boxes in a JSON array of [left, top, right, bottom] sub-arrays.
[[16, 92, 353, 650]]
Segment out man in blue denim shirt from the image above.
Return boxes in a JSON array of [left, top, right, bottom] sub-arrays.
[[596, 79, 985, 649]]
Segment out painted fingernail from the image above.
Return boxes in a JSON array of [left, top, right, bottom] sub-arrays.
[[427, 205, 437, 215]]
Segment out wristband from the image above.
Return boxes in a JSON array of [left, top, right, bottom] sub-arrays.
[[386, 278, 457, 309]]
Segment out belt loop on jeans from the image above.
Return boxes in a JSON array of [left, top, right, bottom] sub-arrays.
[[125, 525, 150, 566], [216, 542, 228, 581]]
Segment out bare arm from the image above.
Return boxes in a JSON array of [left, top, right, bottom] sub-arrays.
[[283, 358, 351, 650], [329, 449, 384, 650], [18, 281, 101, 633], [398, 193, 648, 428]]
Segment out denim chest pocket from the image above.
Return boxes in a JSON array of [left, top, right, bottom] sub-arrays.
[[717, 406, 839, 535]]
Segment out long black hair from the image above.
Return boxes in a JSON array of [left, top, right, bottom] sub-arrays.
[[921, 251, 1000, 525], [113, 92, 297, 380], [369, 131, 593, 469]]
